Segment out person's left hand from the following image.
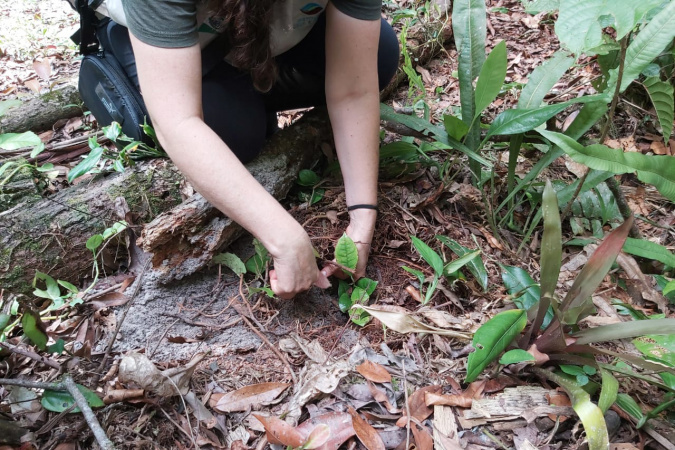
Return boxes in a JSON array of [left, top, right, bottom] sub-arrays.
[[321, 208, 377, 280]]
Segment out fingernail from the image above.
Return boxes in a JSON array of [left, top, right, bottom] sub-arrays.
[[321, 270, 327, 277]]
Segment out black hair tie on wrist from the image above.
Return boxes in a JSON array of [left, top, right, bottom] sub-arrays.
[[347, 204, 378, 212]]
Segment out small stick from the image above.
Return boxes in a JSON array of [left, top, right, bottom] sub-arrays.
[[0, 377, 66, 390], [0, 341, 61, 370], [63, 375, 114, 450], [402, 358, 411, 450], [95, 258, 151, 384]]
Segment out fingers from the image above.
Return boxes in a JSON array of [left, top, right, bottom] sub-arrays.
[[269, 270, 294, 300], [269, 269, 331, 299]]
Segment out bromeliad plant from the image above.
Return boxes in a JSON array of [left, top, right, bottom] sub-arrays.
[[465, 180, 675, 450]]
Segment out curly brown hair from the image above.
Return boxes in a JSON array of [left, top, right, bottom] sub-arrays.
[[209, 0, 278, 92]]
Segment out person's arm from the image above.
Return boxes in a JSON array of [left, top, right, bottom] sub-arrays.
[[322, 4, 381, 279], [127, 35, 328, 298]]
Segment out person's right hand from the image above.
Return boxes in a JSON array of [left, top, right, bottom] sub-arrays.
[[268, 230, 330, 299]]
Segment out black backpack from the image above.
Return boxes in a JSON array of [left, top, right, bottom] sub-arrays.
[[71, 0, 230, 143]]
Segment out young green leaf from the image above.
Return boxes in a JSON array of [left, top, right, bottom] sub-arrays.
[[436, 236, 488, 291], [355, 277, 378, 297], [41, 384, 104, 413], [615, 393, 644, 421], [0, 131, 42, 150], [518, 50, 574, 108], [67, 145, 104, 183], [465, 309, 527, 383], [30, 142, 45, 159], [664, 280, 675, 297], [212, 252, 246, 276], [598, 369, 619, 413], [443, 250, 482, 277], [21, 310, 48, 350], [335, 233, 358, 271], [410, 236, 444, 277], [533, 368, 609, 450], [452, 0, 487, 81], [499, 349, 535, 365], [643, 77, 674, 146], [443, 114, 469, 141], [85, 234, 104, 252], [297, 169, 321, 187], [474, 40, 508, 117]]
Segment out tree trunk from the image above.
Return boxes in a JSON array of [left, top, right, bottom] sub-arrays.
[[0, 85, 82, 134], [0, 110, 331, 293]]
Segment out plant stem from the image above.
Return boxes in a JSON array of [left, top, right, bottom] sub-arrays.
[[0, 341, 61, 370], [63, 375, 114, 450]]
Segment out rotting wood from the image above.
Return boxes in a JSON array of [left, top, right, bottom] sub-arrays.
[[0, 85, 82, 134], [433, 405, 462, 450]]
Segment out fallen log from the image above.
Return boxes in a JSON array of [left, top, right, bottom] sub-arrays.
[[0, 110, 331, 293], [0, 85, 82, 134]]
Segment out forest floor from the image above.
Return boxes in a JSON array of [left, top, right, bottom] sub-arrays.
[[1, 1, 674, 450]]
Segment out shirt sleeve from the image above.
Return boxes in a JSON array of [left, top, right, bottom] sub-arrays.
[[331, 0, 382, 20], [121, 0, 199, 48]]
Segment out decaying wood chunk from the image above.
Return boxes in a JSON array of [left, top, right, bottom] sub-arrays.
[[0, 85, 82, 134]]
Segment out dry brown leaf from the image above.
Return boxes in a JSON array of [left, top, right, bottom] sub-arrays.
[[32, 59, 51, 81], [405, 285, 423, 303], [90, 292, 130, 311], [214, 382, 289, 413], [425, 380, 485, 408], [347, 406, 385, 450], [396, 385, 441, 427], [547, 389, 572, 422], [355, 305, 472, 340], [356, 360, 391, 383], [253, 414, 305, 448], [295, 412, 356, 450], [367, 381, 399, 414], [410, 421, 434, 450], [651, 140, 668, 155], [24, 79, 41, 95]]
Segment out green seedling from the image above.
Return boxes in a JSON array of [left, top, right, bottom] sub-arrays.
[[84, 221, 128, 295], [296, 169, 324, 206], [334, 233, 378, 326]]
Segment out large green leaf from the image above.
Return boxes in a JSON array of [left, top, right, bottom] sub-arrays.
[[643, 77, 674, 146], [21, 310, 48, 350], [436, 236, 488, 291], [211, 252, 246, 276], [474, 41, 508, 117], [608, 1, 675, 93], [540, 180, 562, 299], [560, 216, 633, 323], [499, 349, 535, 365], [452, 0, 487, 82], [533, 368, 609, 450], [518, 50, 575, 109], [0, 131, 42, 150], [465, 309, 527, 383], [42, 384, 104, 413], [623, 237, 675, 268], [541, 130, 675, 202], [411, 236, 444, 277], [335, 233, 358, 271]]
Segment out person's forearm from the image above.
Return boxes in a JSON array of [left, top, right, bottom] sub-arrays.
[[158, 117, 306, 256]]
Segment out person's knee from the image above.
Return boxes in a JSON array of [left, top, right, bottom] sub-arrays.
[[378, 19, 400, 90]]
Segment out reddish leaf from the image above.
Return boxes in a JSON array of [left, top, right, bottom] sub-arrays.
[[303, 424, 331, 449], [357, 360, 391, 383], [425, 380, 485, 408], [253, 414, 305, 448], [367, 381, 399, 414], [24, 79, 41, 95], [295, 412, 355, 450], [214, 382, 289, 413], [410, 421, 434, 450], [348, 406, 385, 450], [395, 385, 441, 427], [90, 292, 130, 310]]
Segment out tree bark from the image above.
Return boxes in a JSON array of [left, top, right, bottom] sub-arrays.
[[0, 110, 331, 293], [0, 85, 82, 134]]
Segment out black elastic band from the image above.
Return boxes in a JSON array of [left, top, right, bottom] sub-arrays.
[[347, 204, 378, 212]]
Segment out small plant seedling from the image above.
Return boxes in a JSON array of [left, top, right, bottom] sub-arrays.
[[84, 221, 128, 295], [296, 169, 324, 206], [334, 233, 378, 326]]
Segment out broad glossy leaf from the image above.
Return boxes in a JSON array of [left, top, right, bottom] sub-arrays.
[[297, 169, 321, 187], [211, 252, 246, 276], [355, 277, 378, 296], [465, 309, 527, 383], [474, 41, 508, 117], [573, 318, 675, 345], [21, 310, 47, 350], [598, 369, 619, 413], [499, 349, 535, 365], [67, 146, 104, 183], [533, 368, 609, 450], [518, 51, 574, 108], [411, 236, 444, 277], [561, 216, 633, 323], [615, 393, 644, 421], [41, 384, 104, 413], [0, 131, 42, 150], [541, 130, 675, 202], [335, 233, 358, 270], [643, 77, 674, 146], [623, 238, 675, 268], [500, 265, 554, 328], [608, 1, 675, 93], [540, 180, 562, 298], [453, 0, 487, 82], [443, 114, 469, 141], [85, 234, 103, 251], [436, 236, 488, 290]]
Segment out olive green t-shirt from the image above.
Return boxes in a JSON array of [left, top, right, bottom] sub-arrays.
[[106, 0, 381, 56]]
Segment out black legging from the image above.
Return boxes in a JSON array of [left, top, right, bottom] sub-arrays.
[[99, 14, 400, 163]]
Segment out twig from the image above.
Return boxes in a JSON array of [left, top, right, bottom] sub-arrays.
[[63, 375, 114, 450], [0, 377, 65, 390], [233, 278, 297, 384], [402, 358, 411, 450], [0, 341, 61, 370], [324, 319, 352, 363], [163, 313, 242, 330], [94, 258, 151, 384], [149, 318, 180, 359]]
